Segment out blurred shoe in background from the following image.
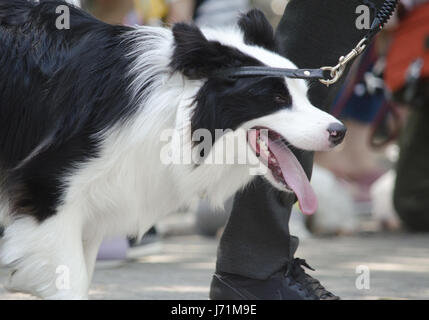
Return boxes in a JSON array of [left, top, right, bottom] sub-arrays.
[[96, 227, 163, 268], [127, 227, 163, 259], [96, 237, 129, 269]]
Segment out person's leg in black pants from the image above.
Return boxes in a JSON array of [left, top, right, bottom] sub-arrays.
[[211, 0, 385, 300], [394, 81, 429, 231]]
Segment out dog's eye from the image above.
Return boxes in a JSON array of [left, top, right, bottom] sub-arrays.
[[274, 94, 291, 105]]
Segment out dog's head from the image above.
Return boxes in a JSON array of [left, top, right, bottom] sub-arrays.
[[170, 9, 346, 214]]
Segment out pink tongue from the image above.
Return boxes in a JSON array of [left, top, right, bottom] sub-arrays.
[[260, 134, 318, 215]]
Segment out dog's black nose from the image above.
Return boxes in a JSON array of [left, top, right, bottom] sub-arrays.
[[327, 123, 347, 146]]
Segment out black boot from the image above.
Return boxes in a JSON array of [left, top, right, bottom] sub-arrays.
[[210, 259, 339, 300], [211, 236, 339, 300]]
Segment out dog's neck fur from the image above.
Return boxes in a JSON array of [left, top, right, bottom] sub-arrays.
[[58, 26, 253, 238]]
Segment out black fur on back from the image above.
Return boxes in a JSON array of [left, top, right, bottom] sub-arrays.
[[0, 0, 144, 221]]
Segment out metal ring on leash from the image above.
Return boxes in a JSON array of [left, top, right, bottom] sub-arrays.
[[319, 38, 368, 86], [319, 0, 398, 86]]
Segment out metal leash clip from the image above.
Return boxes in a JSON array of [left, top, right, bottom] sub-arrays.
[[320, 38, 368, 87]]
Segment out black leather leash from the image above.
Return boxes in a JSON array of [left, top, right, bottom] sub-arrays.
[[212, 0, 399, 87], [212, 66, 327, 80]]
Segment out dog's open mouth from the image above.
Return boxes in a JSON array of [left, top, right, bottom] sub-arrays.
[[248, 127, 318, 215]]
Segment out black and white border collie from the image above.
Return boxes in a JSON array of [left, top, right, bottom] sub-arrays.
[[0, 0, 345, 299]]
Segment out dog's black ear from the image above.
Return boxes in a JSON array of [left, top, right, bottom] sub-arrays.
[[171, 23, 258, 79], [238, 9, 276, 51]]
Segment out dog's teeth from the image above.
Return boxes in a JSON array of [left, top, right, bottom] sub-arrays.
[[256, 138, 272, 156], [260, 140, 269, 151]]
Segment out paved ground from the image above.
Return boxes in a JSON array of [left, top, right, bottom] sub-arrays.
[[1, 233, 429, 300]]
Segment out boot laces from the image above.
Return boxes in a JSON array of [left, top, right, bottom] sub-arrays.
[[285, 258, 338, 299]]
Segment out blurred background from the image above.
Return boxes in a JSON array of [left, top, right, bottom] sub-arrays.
[[77, 0, 288, 26], [3, 0, 428, 300]]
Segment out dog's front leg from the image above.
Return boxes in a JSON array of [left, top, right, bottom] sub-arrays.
[[83, 234, 104, 284], [0, 211, 90, 299]]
